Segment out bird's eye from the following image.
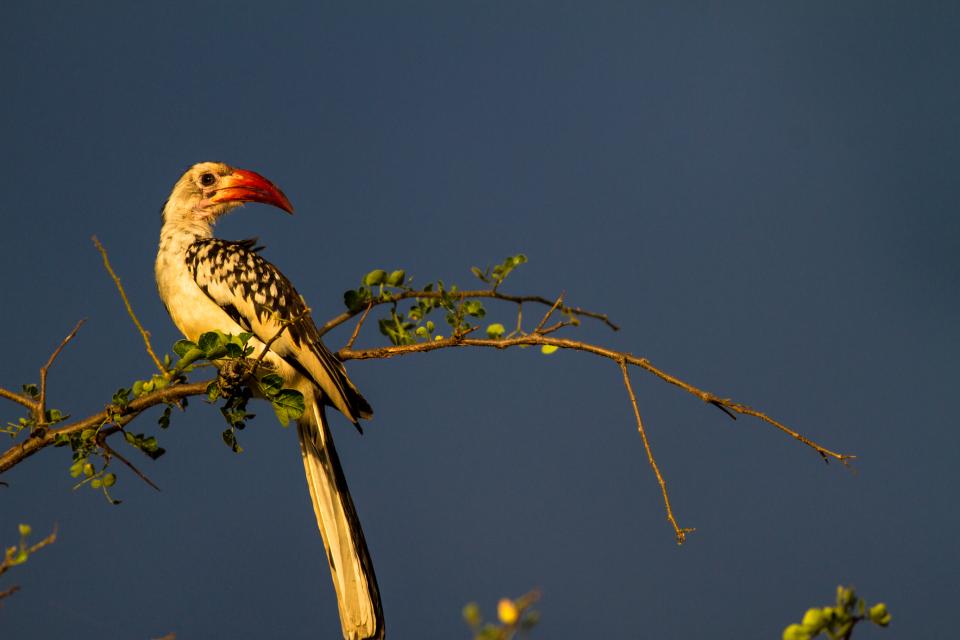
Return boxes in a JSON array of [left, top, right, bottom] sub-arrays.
[[199, 173, 217, 187]]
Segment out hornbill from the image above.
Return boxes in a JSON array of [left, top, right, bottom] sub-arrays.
[[155, 162, 384, 640]]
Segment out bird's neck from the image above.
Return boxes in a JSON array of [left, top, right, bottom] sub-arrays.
[[158, 210, 214, 254]]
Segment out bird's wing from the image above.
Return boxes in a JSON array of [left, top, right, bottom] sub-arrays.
[[185, 238, 372, 423]]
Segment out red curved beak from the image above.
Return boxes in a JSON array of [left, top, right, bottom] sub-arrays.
[[208, 168, 294, 214]]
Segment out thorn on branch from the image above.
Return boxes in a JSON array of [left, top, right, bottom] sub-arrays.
[[708, 400, 737, 421], [99, 434, 161, 492]]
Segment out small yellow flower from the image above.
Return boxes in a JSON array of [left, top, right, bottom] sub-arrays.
[[497, 598, 519, 625]]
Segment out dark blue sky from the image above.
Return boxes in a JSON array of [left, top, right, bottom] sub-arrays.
[[2, 2, 957, 638]]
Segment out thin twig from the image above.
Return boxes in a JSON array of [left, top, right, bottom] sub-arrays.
[[620, 360, 693, 544], [538, 320, 574, 336], [99, 436, 161, 492], [93, 236, 166, 374], [339, 334, 853, 463], [533, 292, 564, 334], [37, 319, 85, 427], [318, 289, 619, 336], [0, 585, 20, 601], [0, 525, 58, 578], [345, 301, 374, 350]]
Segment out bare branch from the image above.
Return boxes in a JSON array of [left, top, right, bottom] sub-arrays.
[[318, 289, 619, 336], [0, 388, 36, 412], [338, 334, 853, 464], [93, 236, 167, 374], [37, 319, 85, 428], [619, 360, 693, 544]]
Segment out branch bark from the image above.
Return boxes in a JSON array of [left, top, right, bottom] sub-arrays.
[[0, 381, 210, 474]]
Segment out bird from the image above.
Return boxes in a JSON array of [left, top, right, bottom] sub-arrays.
[[155, 161, 384, 640]]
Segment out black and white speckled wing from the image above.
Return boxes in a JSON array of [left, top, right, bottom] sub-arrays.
[[185, 238, 372, 423]]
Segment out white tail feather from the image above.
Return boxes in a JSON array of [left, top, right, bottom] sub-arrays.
[[298, 399, 384, 640]]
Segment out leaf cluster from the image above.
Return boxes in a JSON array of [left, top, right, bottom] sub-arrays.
[[783, 586, 891, 640], [343, 255, 536, 347]]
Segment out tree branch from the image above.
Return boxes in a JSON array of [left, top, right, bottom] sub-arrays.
[[0, 262, 852, 548], [338, 334, 853, 464], [0, 388, 36, 412], [0, 381, 211, 475]]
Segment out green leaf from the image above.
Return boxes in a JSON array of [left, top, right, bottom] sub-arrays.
[[541, 345, 559, 355], [222, 428, 243, 453], [486, 323, 505, 339], [258, 374, 283, 398], [470, 266, 489, 282], [112, 388, 131, 408], [386, 269, 406, 286], [271, 390, 305, 427], [158, 405, 173, 429], [206, 381, 221, 402], [18, 523, 31, 537], [344, 289, 360, 311], [463, 300, 486, 318], [224, 342, 244, 358], [462, 602, 481, 627], [363, 269, 387, 286], [198, 331, 222, 353], [10, 549, 28, 566], [172, 340, 197, 358], [102, 473, 116, 488], [22, 384, 39, 399]]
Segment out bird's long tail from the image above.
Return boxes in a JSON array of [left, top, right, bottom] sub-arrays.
[[297, 397, 384, 640]]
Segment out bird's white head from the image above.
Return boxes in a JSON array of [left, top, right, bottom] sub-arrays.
[[161, 161, 294, 236]]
